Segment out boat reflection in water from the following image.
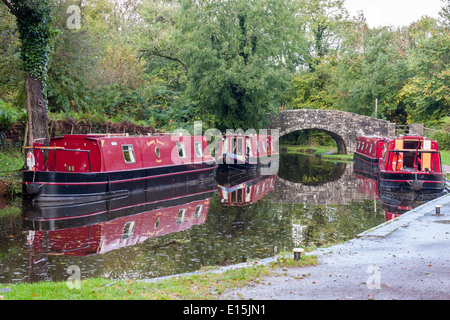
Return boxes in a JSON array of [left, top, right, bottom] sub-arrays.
[[215, 170, 276, 207], [354, 171, 446, 221], [22, 175, 216, 281]]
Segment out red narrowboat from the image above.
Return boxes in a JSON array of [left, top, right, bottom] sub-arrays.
[[23, 133, 217, 205], [379, 135, 445, 193], [353, 136, 386, 176], [217, 133, 279, 171]]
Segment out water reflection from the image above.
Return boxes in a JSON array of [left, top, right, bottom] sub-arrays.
[[354, 171, 446, 221], [215, 169, 276, 206], [21, 179, 216, 283], [0, 153, 408, 284]]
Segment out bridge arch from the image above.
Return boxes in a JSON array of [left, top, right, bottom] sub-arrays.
[[281, 127, 348, 154], [268, 109, 396, 154]]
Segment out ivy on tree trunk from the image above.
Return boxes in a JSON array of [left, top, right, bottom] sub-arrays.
[[2, 0, 55, 145]]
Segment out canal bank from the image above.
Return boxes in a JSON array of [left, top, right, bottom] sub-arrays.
[[221, 192, 450, 300]]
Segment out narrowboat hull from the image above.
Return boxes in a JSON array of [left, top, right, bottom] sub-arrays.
[[379, 171, 445, 193], [353, 135, 385, 177], [218, 154, 278, 172], [23, 162, 217, 206], [22, 133, 218, 205], [353, 152, 380, 177]]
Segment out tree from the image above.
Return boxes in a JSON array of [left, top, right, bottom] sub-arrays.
[[1, 0, 55, 145], [297, 0, 350, 69], [177, 0, 306, 131], [0, 5, 22, 102], [439, 0, 450, 29], [400, 29, 450, 124], [334, 22, 412, 121]]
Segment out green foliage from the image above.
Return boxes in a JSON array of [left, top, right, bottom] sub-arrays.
[[0, 100, 26, 128], [1, 0, 449, 136], [287, 57, 338, 110], [280, 130, 335, 147], [334, 26, 412, 120], [10, 0, 56, 82], [430, 129, 450, 150], [0, 5, 23, 100], [400, 29, 450, 124], [178, 0, 305, 131]]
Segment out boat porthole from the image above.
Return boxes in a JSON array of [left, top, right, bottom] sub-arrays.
[[154, 217, 160, 229], [155, 147, 160, 158]]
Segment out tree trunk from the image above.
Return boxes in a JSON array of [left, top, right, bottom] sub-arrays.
[[25, 71, 49, 146]]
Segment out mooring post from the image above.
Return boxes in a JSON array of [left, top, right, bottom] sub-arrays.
[[293, 248, 304, 261], [435, 205, 443, 216]]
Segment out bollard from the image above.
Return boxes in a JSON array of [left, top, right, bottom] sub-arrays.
[[293, 248, 304, 261], [435, 205, 443, 216]]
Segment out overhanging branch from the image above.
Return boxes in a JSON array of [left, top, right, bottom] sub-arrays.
[[140, 49, 188, 73]]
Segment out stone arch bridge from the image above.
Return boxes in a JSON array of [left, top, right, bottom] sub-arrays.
[[267, 109, 397, 154]]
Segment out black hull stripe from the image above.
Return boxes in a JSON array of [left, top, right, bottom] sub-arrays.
[[23, 163, 217, 201], [23, 162, 216, 184]]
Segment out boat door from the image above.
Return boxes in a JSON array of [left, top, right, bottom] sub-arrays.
[[421, 139, 432, 171]]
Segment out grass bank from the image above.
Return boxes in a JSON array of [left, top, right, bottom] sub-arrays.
[[441, 150, 450, 166], [0, 253, 317, 300], [280, 145, 354, 162]]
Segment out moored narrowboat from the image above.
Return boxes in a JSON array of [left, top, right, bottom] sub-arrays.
[[23, 133, 217, 205], [217, 133, 278, 171], [353, 136, 386, 176], [379, 135, 445, 193]]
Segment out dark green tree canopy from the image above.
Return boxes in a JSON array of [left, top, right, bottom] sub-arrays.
[[177, 0, 306, 131]]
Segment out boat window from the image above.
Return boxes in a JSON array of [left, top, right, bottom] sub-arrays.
[[237, 138, 243, 155], [369, 143, 373, 153], [246, 139, 252, 156], [357, 141, 361, 149], [194, 142, 203, 157], [194, 205, 203, 219], [122, 145, 136, 164], [176, 209, 186, 224], [155, 147, 160, 158], [361, 141, 365, 150], [154, 217, 160, 229], [177, 143, 186, 159], [122, 221, 135, 240], [223, 138, 228, 154]]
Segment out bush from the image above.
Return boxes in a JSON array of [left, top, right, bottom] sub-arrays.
[[0, 100, 26, 128], [430, 129, 450, 150]]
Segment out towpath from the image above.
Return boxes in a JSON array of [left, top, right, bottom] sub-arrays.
[[221, 193, 450, 300]]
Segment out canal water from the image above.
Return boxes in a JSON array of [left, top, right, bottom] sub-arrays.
[[0, 153, 438, 284]]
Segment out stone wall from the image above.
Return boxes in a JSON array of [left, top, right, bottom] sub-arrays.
[[268, 109, 396, 154]]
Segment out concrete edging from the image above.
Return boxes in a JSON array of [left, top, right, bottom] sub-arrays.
[[356, 192, 450, 239]]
